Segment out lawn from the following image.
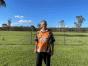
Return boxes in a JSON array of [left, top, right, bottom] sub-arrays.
[[0, 31, 88, 66]]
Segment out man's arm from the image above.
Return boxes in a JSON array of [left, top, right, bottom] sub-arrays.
[[34, 32, 38, 53], [34, 41, 37, 53], [49, 31, 55, 56], [50, 42, 54, 55]]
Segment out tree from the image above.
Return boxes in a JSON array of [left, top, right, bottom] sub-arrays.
[[37, 24, 40, 30], [7, 19, 12, 30], [30, 25, 36, 31], [59, 20, 65, 32], [59, 20, 66, 44], [0, 0, 6, 7], [74, 16, 85, 32]]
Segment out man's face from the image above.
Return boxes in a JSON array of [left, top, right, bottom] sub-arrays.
[[40, 22, 46, 28]]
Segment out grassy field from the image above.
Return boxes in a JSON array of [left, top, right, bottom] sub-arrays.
[[0, 31, 88, 66]]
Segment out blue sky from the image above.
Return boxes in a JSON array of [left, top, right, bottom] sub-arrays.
[[0, 0, 88, 27]]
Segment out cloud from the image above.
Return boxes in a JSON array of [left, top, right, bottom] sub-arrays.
[[18, 20, 33, 24], [0, 24, 2, 27], [14, 15, 24, 18], [65, 25, 69, 28]]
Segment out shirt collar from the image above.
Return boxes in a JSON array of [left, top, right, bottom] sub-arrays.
[[40, 29, 48, 32]]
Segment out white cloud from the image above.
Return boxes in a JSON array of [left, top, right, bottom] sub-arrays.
[[0, 24, 2, 27], [18, 20, 33, 24], [14, 15, 24, 18], [65, 25, 69, 28]]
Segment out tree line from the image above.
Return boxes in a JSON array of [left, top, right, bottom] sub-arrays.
[[0, 26, 88, 32]]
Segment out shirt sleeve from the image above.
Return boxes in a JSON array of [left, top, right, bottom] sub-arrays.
[[34, 31, 38, 42], [49, 31, 55, 44]]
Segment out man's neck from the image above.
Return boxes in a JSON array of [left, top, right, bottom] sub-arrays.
[[41, 27, 46, 30], [41, 27, 47, 32]]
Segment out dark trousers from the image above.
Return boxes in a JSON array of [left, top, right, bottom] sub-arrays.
[[36, 52, 51, 66]]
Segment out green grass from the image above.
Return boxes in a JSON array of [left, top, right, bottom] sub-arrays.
[[0, 31, 88, 66], [0, 31, 32, 45]]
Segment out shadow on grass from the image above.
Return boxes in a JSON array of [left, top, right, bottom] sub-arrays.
[[0, 44, 34, 45], [54, 34, 88, 37], [55, 43, 85, 46]]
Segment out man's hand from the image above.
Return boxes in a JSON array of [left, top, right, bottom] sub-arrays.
[[51, 51, 54, 56], [34, 49, 37, 53]]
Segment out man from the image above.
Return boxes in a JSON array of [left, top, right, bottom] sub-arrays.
[[34, 20, 55, 66]]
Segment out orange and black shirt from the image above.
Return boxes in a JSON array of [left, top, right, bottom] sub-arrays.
[[35, 29, 55, 52]]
